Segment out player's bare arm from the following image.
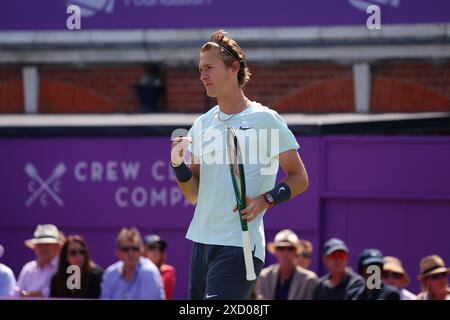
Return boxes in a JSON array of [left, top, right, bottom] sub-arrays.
[[170, 137, 200, 204], [236, 149, 309, 222]]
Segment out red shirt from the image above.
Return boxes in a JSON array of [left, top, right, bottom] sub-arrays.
[[160, 264, 176, 300]]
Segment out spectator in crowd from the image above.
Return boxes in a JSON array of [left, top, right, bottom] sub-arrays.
[[382, 256, 416, 300], [101, 227, 165, 300], [356, 248, 400, 300], [313, 238, 365, 300], [135, 63, 165, 113], [143, 234, 176, 300], [0, 244, 17, 297], [295, 239, 314, 271], [417, 255, 450, 300], [255, 229, 317, 300], [16, 224, 62, 297], [50, 235, 103, 299]]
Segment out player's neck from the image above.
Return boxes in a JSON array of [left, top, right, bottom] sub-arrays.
[[217, 89, 248, 115], [330, 269, 346, 286], [279, 263, 295, 279], [122, 265, 136, 281]]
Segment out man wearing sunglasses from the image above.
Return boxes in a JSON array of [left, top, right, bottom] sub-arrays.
[[313, 238, 365, 300], [101, 227, 165, 300], [255, 229, 318, 300]]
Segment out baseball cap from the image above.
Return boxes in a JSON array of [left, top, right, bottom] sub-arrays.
[[143, 234, 167, 251], [323, 238, 349, 256], [358, 248, 384, 268]]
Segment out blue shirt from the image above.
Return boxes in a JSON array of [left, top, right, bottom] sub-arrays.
[[187, 101, 300, 263], [0, 263, 17, 297], [100, 257, 165, 300]]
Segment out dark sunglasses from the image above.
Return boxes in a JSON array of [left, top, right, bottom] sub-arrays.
[[276, 246, 296, 252], [145, 245, 163, 252], [120, 246, 140, 253], [300, 252, 312, 259], [383, 271, 403, 280], [427, 272, 448, 280], [68, 249, 86, 257]]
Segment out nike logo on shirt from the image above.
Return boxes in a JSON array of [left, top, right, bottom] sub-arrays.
[[205, 294, 218, 299], [239, 126, 253, 130]]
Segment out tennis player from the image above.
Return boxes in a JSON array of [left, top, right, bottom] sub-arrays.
[[171, 30, 309, 300]]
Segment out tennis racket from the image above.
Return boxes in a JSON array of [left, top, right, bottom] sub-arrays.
[[226, 126, 257, 281]]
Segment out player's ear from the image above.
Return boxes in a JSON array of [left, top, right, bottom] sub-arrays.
[[231, 60, 240, 73]]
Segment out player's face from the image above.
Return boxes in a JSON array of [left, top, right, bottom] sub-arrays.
[[199, 48, 235, 98], [274, 245, 298, 266], [34, 243, 60, 264], [116, 240, 142, 268], [382, 271, 404, 289], [67, 241, 86, 268], [144, 246, 164, 267], [324, 250, 348, 274], [424, 272, 448, 296]]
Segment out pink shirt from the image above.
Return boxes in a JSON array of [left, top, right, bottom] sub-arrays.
[[16, 257, 58, 297]]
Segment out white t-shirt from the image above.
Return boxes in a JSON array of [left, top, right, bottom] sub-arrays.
[[186, 101, 299, 263]]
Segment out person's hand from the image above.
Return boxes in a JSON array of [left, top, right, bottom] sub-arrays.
[[233, 195, 269, 222], [171, 137, 192, 167], [437, 287, 450, 300]]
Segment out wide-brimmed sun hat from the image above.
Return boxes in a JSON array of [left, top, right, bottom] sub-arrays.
[[418, 255, 450, 279], [268, 229, 301, 255], [24, 224, 61, 249], [384, 256, 410, 286]]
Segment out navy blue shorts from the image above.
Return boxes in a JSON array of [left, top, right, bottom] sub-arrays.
[[188, 242, 264, 300]]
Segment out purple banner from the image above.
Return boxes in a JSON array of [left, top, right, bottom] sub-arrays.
[[1, 0, 449, 31], [0, 138, 195, 228], [1, 135, 450, 298]]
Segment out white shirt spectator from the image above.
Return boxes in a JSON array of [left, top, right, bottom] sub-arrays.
[[16, 256, 58, 297], [400, 288, 417, 300]]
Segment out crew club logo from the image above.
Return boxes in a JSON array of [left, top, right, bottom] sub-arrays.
[[25, 162, 66, 207]]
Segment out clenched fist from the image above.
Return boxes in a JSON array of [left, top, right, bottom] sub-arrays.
[[171, 136, 192, 166]]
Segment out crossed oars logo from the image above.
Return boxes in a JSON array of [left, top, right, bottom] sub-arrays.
[[25, 163, 66, 207]]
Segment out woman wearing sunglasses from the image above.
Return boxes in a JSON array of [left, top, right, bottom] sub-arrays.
[[50, 235, 103, 298], [417, 255, 450, 300], [382, 256, 416, 300]]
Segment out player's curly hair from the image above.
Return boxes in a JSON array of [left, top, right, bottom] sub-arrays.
[[201, 30, 251, 87]]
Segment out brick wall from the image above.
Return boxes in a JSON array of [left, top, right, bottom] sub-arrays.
[[0, 66, 23, 113], [1, 60, 450, 114], [371, 61, 450, 112], [39, 65, 145, 113]]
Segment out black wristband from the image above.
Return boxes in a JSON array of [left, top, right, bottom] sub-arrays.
[[268, 182, 291, 206], [171, 162, 192, 183]]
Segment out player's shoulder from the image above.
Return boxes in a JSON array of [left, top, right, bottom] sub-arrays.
[[192, 105, 219, 125], [103, 260, 122, 275], [248, 101, 286, 125], [259, 263, 280, 278], [295, 265, 318, 279], [20, 260, 38, 272], [140, 257, 160, 274]]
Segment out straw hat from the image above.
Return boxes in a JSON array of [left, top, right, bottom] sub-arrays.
[[24, 224, 61, 249], [384, 256, 410, 286], [267, 229, 301, 255], [418, 255, 450, 279]]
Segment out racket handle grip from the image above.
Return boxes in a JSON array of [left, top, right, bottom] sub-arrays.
[[242, 231, 257, 281]]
